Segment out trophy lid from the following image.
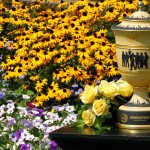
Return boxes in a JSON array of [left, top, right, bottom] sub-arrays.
[[112, 1, 150, 31]]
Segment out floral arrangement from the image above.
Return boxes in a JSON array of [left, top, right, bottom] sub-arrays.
[[1, 0, 149, 107], [75, 79, 134, 130]]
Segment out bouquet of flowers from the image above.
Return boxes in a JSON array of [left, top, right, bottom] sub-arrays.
[[75, 79, 134, 130]]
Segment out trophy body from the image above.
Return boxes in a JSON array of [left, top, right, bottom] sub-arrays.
[[112, 2, 150, 129]]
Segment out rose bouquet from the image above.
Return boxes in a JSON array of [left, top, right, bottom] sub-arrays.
[[75, 79, 134, 130]]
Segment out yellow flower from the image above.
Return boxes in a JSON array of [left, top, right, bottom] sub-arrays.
[[51, 108, 55, 113], [0, 41, 4, 48], [0, 25, 3, 33], [82, 109, 96, 127], [99, 81, 119, 99], [98, 80, 109, 92], [116, 80, 133, 97], [80, 85, 98, 104], [56, 88, 71, 99], [92, 99, 108, 116], [30, 75, 39, 81]]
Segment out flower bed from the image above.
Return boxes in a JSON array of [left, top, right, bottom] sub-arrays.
[[0, 0, 150, 149], [0, 99, 77, 149]]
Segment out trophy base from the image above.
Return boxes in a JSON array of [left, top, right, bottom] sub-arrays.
[[118, 128, 150, 135], [117, 123, 150, 130], [117, 87, 150, 130]]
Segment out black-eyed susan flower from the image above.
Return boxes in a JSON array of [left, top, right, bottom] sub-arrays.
[[1, 0, 147, 107]]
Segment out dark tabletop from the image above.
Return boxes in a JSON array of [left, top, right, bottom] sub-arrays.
[[50, 125, 150, 150]]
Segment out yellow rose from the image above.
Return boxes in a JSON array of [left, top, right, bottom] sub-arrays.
[[98, 80, 109, 93], [80, 85, 98, 104], [82, 109, 96, 127], [99, 82, 119, 99], [117, 80, 133, 97], [92, 99, 108, 116]]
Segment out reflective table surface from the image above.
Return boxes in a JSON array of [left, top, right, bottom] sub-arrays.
[[50, 125, 150, 150]]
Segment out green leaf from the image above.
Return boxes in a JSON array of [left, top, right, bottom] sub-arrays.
[[94, 117, 102, 129], [18, 101, 26, 107], [73, 120, 85, 128], [12, 89, 23, 95], [25, 90, 34, 95]]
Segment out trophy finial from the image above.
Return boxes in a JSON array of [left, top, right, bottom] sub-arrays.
[[138, 0, 143, 11]]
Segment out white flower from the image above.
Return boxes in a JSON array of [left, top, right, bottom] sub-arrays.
[[16, 138, 25, 146], [58, 106, 65, 111], [46, 126, 56, 133], [0, 104, 5, 109], [62, 118, 70, 126], [43, 119, 54, 125], [32, 117, 42, 124], [22, 94, 30, 99], [3, 127, 9, 131], [0, 107, 5, 117], [31, 110, 39, 115], [18, 107, 28, 117], [46, 112, 59, 121], [66, 106, 75, 112], [0, 117, 4, 121], [4, 40, 13, 50], [6, 102, 15, 110], [34, 122, 45, 130], [21, 129, 30, 140], [6, 108, 14, 114], [67, 114, 77, 122], [42, 134, 49, 141], [46, 125, 60, 133], [12, 145, 17, 150], [6, 116, 14, 121], [26, 134, 35, 141]]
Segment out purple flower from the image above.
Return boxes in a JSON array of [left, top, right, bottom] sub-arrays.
[[7, 119, 15, 126], [20, 144, 30, 150], [72, 84, 78, 88], [28, 108, 44, 117], [9, 133, 15, 140], [50, 141, 58, 150], [0, 55, 2, 60], [21, 120, 33, 129], [75, 91, 79, 95], [78, 88, 83, 93], [96, 80, 101, 85], [37, 109, 44, 117], [2, 82, 9, 87], [19, 75, 25, 79], [53, 106, 60, 112], [14, 129, 23, 141], [0, 91, 5, 99], [7, 100, 13, 103], [71, 90, 74, 93]]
